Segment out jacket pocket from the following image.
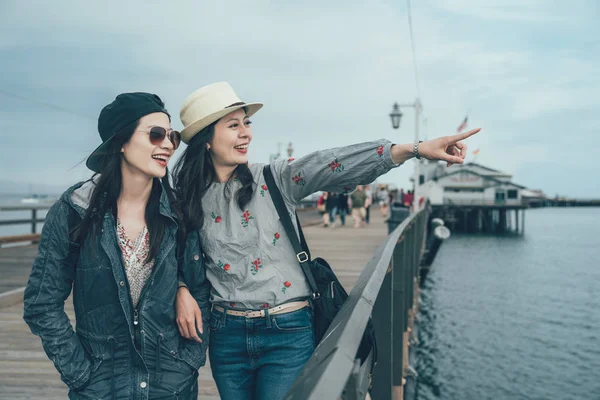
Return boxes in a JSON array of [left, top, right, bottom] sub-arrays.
[[160, 330, 206, 371], [149, 331, 200, 396], [74, 333, 115, 397]]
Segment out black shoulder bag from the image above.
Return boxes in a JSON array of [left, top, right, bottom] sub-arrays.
[[263, 165, 377, 367]]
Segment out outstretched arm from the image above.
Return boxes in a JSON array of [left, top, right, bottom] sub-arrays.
[[269, 128, 481, 205]]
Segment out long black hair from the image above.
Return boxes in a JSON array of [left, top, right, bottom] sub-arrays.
[[73, 120, 176, 263], [173, 120, 254, 233]]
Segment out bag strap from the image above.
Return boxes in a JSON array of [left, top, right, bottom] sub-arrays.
[[263, 165, 320, 298], [295, 213, 311, 262], [66, 204, 82, 268]]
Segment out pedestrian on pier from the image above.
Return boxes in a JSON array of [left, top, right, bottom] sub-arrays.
[[172, 81, 480, 400], [364, 185, 373, 224], [23, 93, 208, 399], [337, 192, 350, 226], [326, 191, 339, 228], [351, 185, 368, 228], [317, 192, 329, 227], [399, 188, 405, 206], [378, 185, 390, 218]]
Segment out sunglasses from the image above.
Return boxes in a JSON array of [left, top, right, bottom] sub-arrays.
[[137, 126, 181, 150]]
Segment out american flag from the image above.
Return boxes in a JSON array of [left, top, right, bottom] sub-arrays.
[[457, 116, 468, 133]]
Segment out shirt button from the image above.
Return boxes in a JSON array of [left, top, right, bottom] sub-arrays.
[[193, 254, 200, 261], [119, 281, 125, 286], [140, 381, 147, 388], [140, 330, 145, 335]]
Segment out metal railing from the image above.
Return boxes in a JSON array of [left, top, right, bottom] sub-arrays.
[[0, 204, 52, 246], [285, 207, 429, 400], [0, 204, 52, 233]]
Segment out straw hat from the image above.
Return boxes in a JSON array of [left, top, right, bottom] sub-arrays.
[[179, 82, 263, 144]]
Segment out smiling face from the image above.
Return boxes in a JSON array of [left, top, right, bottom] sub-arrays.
[[208, 108, 253, 170], [121, 112, 174, 178]]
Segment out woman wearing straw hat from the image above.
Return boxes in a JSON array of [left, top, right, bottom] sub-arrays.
[[173, 82, 480, 399], [23, 93, 209, 399]]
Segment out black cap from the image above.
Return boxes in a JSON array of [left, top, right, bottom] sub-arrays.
[[86, 92, 170, 172]]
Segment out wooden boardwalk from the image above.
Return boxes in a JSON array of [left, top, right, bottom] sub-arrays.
[[0, 210, 389, 399]]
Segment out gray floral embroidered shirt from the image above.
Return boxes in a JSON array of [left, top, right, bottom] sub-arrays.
[[199, 140, 402, 310]]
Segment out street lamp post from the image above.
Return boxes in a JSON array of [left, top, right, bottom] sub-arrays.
[[389, 99, 422, 211]]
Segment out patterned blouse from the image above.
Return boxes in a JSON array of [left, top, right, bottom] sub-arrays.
[[116, 219, 154, 308], [199, 140, 401, 310]]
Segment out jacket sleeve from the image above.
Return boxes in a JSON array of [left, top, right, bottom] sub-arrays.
[[269, 140, 402, 206], [178, 230, 211, 366], [22, 200, 92, 390]]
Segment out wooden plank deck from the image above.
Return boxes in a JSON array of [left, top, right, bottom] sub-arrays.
[[0, 210, 389, 399]]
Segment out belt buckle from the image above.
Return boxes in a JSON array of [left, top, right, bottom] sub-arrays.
[[244, 310, 253, 318]]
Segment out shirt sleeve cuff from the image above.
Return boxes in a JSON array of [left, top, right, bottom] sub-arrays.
[[383, 142, 403, 168]]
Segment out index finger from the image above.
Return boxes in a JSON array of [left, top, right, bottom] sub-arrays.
[[451, 128, 481, 142]]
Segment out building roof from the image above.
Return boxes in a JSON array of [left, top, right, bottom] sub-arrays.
[[438, 169, 525, 188], [447, 162, 512, 177]]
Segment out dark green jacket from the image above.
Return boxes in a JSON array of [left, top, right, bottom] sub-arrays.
[[23, 181, 210, 399]]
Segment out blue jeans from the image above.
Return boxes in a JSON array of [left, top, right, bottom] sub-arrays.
[[209, 306, 315, 400], [329, 207, 338, 224], [338, 209, 346, 226]]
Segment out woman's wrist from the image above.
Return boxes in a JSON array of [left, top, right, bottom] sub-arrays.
[[390, 143, 415, 164]]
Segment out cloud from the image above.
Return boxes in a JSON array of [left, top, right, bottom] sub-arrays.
[[0, 0, 598, 197]]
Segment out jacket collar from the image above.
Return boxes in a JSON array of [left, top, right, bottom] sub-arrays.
[[62, 176, 178, 223]]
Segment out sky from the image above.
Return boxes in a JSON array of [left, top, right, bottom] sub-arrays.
[[1, 0, 598, 197]]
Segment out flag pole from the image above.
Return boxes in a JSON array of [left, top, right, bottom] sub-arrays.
[[414, 98, 421, 211]]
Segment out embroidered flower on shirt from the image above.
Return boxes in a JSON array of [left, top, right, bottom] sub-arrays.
[[272, 232, 281, 245], [292, 171, 306, 186], [288, 158, 295, 162], [217, 260, 231, 272], [329, 158, 345, 173], [260, 303, 270, 309], [230, 302, 236, 308], [211, 212, 222, 223], [260, 184, 268, 197], [241, 210, 254, 227], [250, 258, 262, 275], [282, 281, 292, 294], [376, 145, 384, 157]]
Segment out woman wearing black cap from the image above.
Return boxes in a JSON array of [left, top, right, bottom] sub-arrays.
[[23, 93, 210, 399]]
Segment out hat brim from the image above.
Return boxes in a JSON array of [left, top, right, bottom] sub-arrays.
[[86, 134, 118, 173], [180, 102, 263, 144]]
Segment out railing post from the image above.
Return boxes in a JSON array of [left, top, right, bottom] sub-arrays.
[[370, 241, 397, 399], [406, 225, 414, 331], [31, 209, 37, 234], [392, 235, 408, 399]]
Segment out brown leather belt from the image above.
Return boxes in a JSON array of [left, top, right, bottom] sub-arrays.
[[212, 300, 310, 318]]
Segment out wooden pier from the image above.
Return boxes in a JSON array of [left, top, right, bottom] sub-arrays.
[[0, 211, 396, 399]]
